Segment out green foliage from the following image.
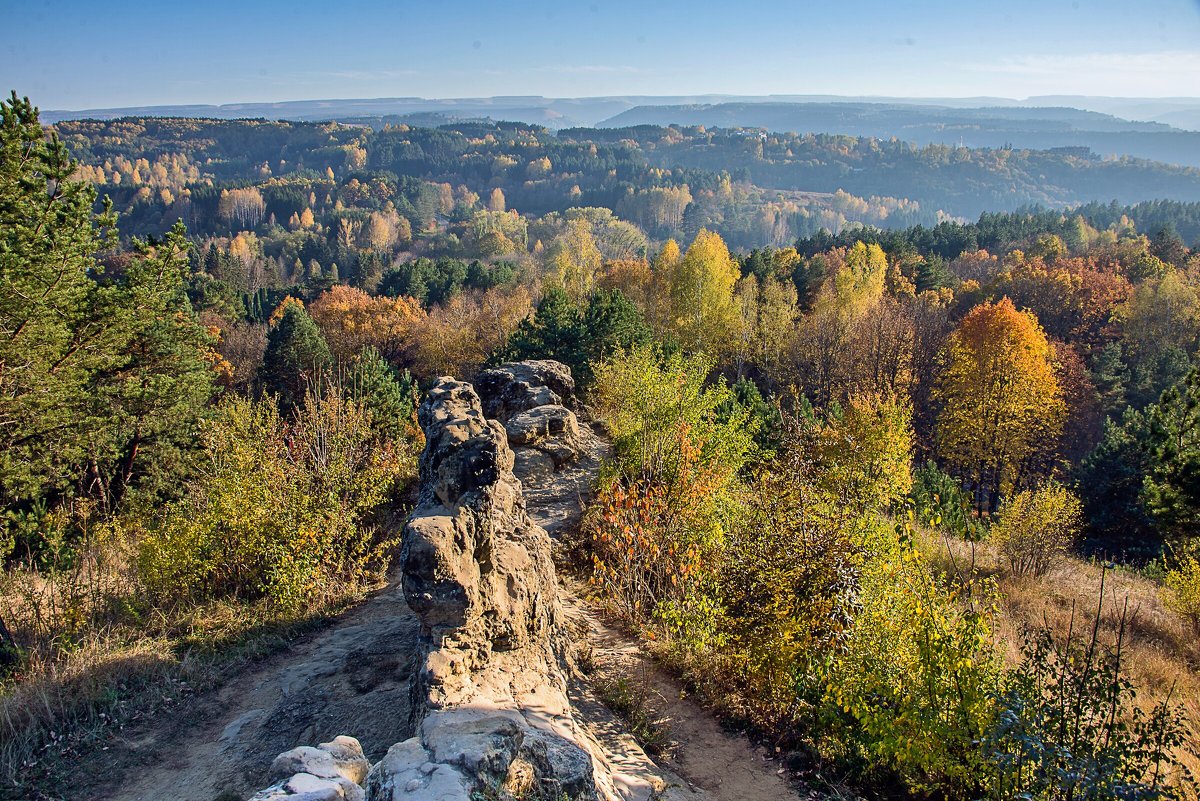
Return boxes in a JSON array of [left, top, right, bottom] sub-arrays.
[[991, 484, 1084, 577], [592, 345, 755, 488], [0, 94, 216, 546], [1079, 367, 1199, 560], [502, 288, 585, 378], [259, 301, 332, 412], [339, 347, 418, 443], [90, 224, 220, 507], [587, 345, 755, 634], [378, 257, 511, 307], [503, 287, 651, 388], [136, 386, 413, 611], [717, 378, 783, 457], [1144, 367, 1200, 543], [0, 92, 117, 508], [911, 461, 985, 540], [1077, 408, 1159, 558], [822, 522, 1000, 796], [984, 601, 1193, 800]]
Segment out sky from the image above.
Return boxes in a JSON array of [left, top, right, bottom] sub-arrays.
[[7, 0, 1200, 110]]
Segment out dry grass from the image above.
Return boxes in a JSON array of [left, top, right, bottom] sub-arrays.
[[921, 529, 1200, 787], [0, 536, 384, 801]]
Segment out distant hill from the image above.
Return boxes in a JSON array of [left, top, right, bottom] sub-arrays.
[[52, 116, 1200, 245], [42, 94, 1200, 168], [598, 102, 1200, 168]]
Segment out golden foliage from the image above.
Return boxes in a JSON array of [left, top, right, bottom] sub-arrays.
[[991, 484, 1083, 576], [308, 285, 425, 364], [934, 298, 1064, 506]]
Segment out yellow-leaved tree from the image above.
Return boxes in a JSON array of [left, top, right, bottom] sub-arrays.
[[548, 218, 603, 303], [795, 242, 890, 403], [667, 229, 739, 355], [934, 297, 1063, 512]]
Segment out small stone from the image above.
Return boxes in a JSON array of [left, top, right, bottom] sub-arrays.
[[404, 778, 422, 792], [283, 772, 344, 800]]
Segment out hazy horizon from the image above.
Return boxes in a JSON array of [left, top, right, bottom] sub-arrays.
[[9, 0, 1200, 109], [38, 92, 1200, 114]]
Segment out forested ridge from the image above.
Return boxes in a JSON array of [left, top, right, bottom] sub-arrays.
[[4, 90, 1200, 799], [53, 114, 1200, 249]]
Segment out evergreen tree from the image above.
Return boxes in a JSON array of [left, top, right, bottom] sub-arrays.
[[504, 288, 586, 377], [1145, 367, 1200, 544], [503, 287, 651, 388], [580, 288, 652, 383], [260, 302, 331, 412], [1076, 409, 1157, 558], [342, 347, 417, 442], [0, 92, 118, 508], [88, 223, 218, 509]]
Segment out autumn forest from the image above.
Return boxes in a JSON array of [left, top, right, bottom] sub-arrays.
[[3, 87, 1200, 801]]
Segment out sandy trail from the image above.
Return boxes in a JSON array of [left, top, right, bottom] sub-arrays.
[[86, 587, 420, 801]]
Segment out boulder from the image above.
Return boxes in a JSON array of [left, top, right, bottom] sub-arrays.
[[505, 405, 581, 467], [474, 360, 575, 422], [253, 738, 371, 801]]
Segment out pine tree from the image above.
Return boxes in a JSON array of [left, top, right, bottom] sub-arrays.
[[1145, 367, 1200, 544], [260, 301, 332, 412], [88, 223, 218, 508], [0, 93, 119, 508], [342, 347, 417, 442]]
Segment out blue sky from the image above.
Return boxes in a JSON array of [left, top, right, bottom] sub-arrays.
[[8, 0, 1200, 109]]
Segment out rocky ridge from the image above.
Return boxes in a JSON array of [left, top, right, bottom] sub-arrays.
[[250, 362, 669, 801]]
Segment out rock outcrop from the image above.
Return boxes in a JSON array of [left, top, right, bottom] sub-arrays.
[[476, 361, 583, 482], [249, 363, 667, 801], [377, 374, 604, 799]]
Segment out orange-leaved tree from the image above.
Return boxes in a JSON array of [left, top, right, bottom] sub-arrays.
[[308, 284, 425, 365], [934, 297, 1063, 513]]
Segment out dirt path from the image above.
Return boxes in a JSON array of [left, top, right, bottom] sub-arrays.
[[86, 586, 420, 801]]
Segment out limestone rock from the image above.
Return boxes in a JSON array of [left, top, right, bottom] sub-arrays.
[[256, 738, 371, 801]]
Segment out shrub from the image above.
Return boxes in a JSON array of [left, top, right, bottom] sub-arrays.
[[821, 519, 1001, 796], [591, 345, 755, 487], [991, 484, 1083, 577], [136, 384, 414, 611], [586, 345, 754, 638], [1163, 548, 1200, 635], [984, 596, 1193, 800], [721, 462, 866, 729]]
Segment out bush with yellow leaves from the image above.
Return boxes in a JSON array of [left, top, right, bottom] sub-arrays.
[[136, 383, 415, 612], [1164, 546, 1200, 635], [990, 484, 1083, 577]]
